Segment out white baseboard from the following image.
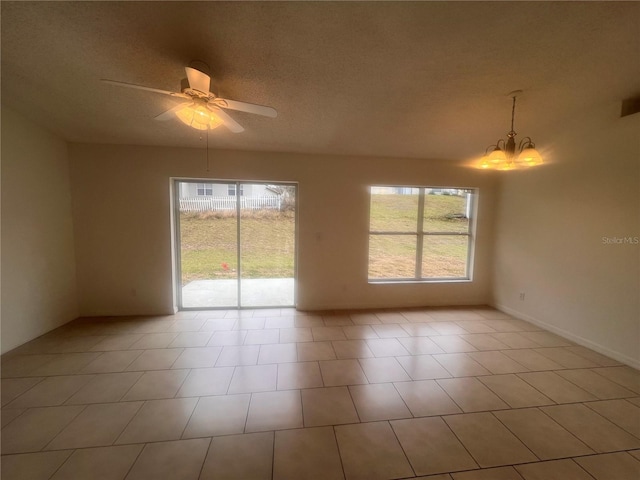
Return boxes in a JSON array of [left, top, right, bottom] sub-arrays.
[[495, 303, 640, 370], [298, 301, 487, 312]]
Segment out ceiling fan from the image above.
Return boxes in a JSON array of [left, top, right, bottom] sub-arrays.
[[101, 63, 277, 133]]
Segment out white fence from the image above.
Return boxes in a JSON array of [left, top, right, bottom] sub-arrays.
[[179, 196, 282, 212]]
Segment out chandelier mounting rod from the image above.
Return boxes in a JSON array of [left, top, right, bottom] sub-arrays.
[[507, 90, 522, 135], [510, 95, 516, 133]]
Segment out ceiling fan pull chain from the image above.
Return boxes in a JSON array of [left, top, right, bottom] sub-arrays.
[[206, 129, 211, 173]]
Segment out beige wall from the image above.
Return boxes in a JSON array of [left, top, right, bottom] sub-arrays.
[[493, 103, 640, 367], [68, 143, 498, 316], [4, 102, 637, 367], [1, 106, 78, 353]]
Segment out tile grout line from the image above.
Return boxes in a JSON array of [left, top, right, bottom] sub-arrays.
[[330, 425, 349, 480], [514, 370, 593, 404], [111, 370, 145, 403], [477, 374, 555, 408], [575, 400, 640, 442], [433, 378, 473, 414], [390, 381, 415, 418], [566, 458, 599, 480], [344, 384, 362, 424], [119, 442, 148, 480], [559, 367, 637, 399], [535, 404, 615, 453], [487, 409, 542, 462], [42, 449, 75, 480], [386, 420, 417, 478], [583, 399, 640, 438], [2, 377, 48, 409], [40, 404, 89, 452], [177, 389, 201, 441], [108, 399, 146, 447], [439, 415, 482, 471], [242, 392, 254, 434], [195, 437, 214, 480], [0, 408, 29, 431], [270, 430, 276, 480]]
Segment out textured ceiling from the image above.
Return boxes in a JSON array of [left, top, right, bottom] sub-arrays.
[[1, 1, 638, 160]]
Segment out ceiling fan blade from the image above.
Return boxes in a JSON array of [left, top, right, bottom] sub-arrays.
[[208, 105, 244, 133], [101, 79, 188, 98], [154, 102, 193, 121], [185, 67, 211, 93], [215, 98, 278, 118]]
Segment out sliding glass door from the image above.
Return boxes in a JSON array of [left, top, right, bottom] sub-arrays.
[[175, 180, 296, 309], [240, 184, 296, 307]]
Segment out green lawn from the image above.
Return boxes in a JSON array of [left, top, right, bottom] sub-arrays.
[[179, 193, 470, 284], [368, 193, 470, 278], [179, 210, 295, 284], [370, 193, 469, 233]]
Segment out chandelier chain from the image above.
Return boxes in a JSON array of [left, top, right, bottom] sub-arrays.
[[510, 95, 516, 133]]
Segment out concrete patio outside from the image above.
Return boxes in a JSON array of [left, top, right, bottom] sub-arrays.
[[181, 278, 295, 308]]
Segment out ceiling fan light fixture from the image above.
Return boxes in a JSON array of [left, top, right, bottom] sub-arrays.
[[102, 62, 276, 134], [175, 104, 222, 130]]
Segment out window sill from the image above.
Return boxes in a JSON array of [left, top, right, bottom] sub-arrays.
[[368, 278, 472, 285]]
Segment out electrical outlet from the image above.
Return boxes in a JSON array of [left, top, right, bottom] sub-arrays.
[[519, 292, 525, 301]]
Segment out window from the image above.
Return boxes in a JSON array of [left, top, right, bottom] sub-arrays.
[[368, 186, 475, 281], [228, 184, 244, 196], [196, 183, 213, 196]]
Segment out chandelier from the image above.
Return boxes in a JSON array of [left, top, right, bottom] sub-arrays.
[[480, 91, 543, 170]]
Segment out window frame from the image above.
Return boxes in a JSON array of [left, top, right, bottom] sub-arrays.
[[368, 186, 476, 283]]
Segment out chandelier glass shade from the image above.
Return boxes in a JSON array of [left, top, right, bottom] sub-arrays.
[[479, 92, 543, 170]]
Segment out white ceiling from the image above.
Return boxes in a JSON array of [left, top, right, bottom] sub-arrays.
[[1, 1, 638, 160]]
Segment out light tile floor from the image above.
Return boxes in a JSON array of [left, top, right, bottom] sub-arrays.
[[2, 306, 640, 479]]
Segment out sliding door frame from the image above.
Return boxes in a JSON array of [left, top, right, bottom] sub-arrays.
[[173, 178, 298, 311]]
